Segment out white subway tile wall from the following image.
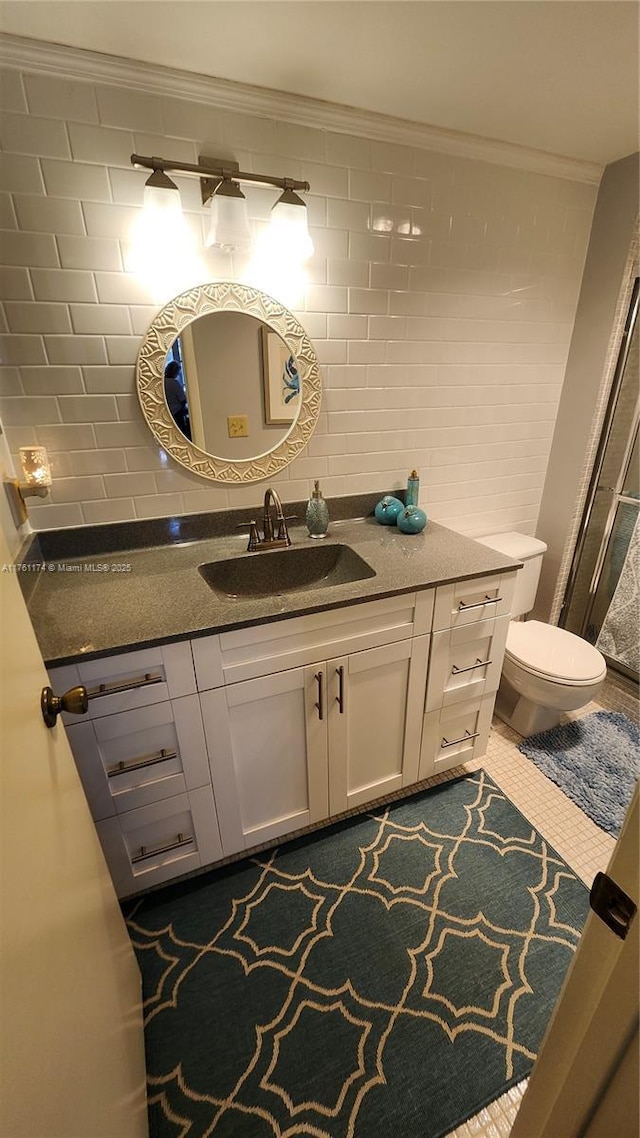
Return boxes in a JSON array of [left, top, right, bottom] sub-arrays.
[[0, 65, 597, 534]]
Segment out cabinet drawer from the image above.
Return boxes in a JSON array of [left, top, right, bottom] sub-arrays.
[[48, 641, 196, 720], [426, 614, 510, 712], [419, 695, 494, 779], [433, 571, 516, 632], [193, 591, 434, 689], [95, 785, 222, 898], [66, 695, 211, 820]]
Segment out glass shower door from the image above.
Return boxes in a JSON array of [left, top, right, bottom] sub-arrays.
[[591, 427, 639, 676], [562, 278, 639, 682]]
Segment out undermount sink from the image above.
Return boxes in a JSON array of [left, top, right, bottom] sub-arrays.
[[199, 543, 376, 599]]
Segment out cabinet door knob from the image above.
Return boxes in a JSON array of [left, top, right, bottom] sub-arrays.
[[41, 684, 88, 728]]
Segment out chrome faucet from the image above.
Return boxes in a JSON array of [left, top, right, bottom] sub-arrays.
[[242, 488, 293, 552]]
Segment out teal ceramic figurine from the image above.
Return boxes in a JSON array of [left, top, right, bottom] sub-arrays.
[[374, 495, 404, 525], [398, 505, 427, 534], [306, 480, 330, 538]]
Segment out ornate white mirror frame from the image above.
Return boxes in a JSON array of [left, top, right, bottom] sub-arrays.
[[135, 281, 322, 483]]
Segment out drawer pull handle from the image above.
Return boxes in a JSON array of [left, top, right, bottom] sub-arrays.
[[108, 747, 178, 779], [86, 672, 163, 700], [441, 730, 480, 749], [457, 596, 502, 612], [131, 832, 194, 864], [336, 665, 345, 714], [451, 658, 493, 676], [314, 671, 324, 721]]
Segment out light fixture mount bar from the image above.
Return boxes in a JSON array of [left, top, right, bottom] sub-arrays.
[[130, 153, 310, 206]]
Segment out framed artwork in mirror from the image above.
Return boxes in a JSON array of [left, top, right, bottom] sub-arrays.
[[135, 281, 322, 484], [261, 326, 301, 426]]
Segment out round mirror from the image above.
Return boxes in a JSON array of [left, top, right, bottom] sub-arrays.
[[136, 281, 321, 483]]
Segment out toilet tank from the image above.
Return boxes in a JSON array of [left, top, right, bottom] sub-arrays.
[[476, 532, 548, 618]]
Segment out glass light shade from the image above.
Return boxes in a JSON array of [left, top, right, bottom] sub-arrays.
[[142, 180, 183, 221], [205, 188, 252, 253], [19, 446, 51, 487], [128, 178, 203, 302], [269, 193, 314, 262]]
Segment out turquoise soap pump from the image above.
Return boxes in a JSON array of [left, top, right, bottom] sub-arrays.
[[306, 480, 329, 538]]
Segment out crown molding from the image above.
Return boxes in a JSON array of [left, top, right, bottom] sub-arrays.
[[0, 33, 603, 185]]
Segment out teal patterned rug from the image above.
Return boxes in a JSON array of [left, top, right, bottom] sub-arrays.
[[125, 771, 588, 1138]]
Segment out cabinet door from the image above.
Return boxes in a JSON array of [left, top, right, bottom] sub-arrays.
[[201, 665, 329, 856], [327, 636, 429, 815]]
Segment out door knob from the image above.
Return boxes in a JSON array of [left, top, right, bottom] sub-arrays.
[[41, 684, 88, 728]]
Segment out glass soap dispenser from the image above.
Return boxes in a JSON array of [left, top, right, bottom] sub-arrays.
[[306, 480, 329, 539]]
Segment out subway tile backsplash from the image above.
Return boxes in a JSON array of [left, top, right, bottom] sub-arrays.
[[0, 55, 598, 536]]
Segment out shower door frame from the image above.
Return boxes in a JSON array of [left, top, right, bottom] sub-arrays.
[[550, 231, 639, 629], [559, 276, 639, 680]]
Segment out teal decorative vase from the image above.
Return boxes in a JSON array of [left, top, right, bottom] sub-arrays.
[[374, 495, 404, 525], [398, 505, 427, 534]]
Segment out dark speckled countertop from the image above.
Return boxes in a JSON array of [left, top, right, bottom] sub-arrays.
[[19, 495, 519, 667]]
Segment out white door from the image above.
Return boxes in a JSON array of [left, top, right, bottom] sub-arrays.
[[327, 637, 429, 814], [201, 664, 329, 855], [0, 524, 148, 1138], [511, 784, 639, 1138]]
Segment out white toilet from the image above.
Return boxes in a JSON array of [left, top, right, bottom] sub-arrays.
[[478, 532, 607, 737]]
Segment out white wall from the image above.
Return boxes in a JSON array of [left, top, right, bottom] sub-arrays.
[[0, 46, 598, 535]]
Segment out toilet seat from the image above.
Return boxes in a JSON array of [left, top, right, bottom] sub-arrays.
[[505, 620, 607, 687]]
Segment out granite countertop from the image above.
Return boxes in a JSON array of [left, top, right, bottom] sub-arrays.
[[20, 501, 519, 667]]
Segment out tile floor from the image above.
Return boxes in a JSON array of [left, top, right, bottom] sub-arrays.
[[447, 676, 637, 1138]]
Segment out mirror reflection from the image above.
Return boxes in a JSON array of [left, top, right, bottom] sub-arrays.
[[163, 311, 301, 461]]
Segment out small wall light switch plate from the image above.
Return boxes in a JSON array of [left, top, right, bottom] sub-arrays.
[[227, 415, 249, 438]]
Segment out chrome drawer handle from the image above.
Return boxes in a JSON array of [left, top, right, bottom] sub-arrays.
[[451, 658, 493, 676], [108, 747, 178, 779], [441, 730, 480, 749], [131, 832, 194, 864], [86, 672, 163, 700], [457, 596, 502, 612]]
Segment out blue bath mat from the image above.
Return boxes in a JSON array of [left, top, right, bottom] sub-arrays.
[[518, 711, 640, 836]]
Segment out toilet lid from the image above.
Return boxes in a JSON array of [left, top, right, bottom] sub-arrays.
[[505, 620, 606, 684]]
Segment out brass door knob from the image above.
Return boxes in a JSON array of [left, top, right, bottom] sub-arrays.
[[41, 684, 89, 728]]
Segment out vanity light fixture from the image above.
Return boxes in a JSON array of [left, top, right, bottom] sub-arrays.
[[4, 446, 52, 527], [130, 153, 313, 260]]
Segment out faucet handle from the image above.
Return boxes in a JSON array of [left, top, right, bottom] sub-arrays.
[[276, 516, 295, 543], [236, 520, 261, 551]]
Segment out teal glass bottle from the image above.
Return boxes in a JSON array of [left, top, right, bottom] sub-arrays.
[[406, 469, 420, 507]]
